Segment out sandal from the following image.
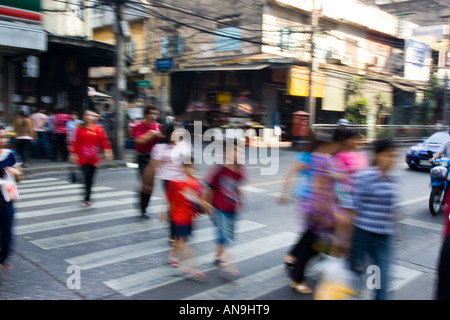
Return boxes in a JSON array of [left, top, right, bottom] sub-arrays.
[[291, 281, 313, 294], [183, 269, 207, 280], [213, 259, 227, 268], [168, 258, 180, 267]]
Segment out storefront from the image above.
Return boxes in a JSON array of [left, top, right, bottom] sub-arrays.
[[4, 34, 115, 123], [0, 19, 47, 124]]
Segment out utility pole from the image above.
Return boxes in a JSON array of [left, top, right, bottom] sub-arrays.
[[113, 0, 127, 160], [307, 0, 319, 130], [444, 16, 450, 126]]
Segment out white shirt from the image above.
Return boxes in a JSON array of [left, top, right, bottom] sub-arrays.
[[29, 112, 48, 132], [151, 141, 191, 181]]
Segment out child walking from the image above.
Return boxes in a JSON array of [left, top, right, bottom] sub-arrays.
[[204, 139, 247, 277], [166, 161, 211, 279]]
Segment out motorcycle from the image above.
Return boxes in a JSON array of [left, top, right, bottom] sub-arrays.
[[429, 154, 450, 216]]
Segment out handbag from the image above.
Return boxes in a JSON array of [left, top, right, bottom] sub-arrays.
[[313, 256, 358, 300], [0, 171, 19, 202]]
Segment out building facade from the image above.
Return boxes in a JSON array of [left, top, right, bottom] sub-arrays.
[[0, 0, 115, 128], [89, 0, 436, 138]]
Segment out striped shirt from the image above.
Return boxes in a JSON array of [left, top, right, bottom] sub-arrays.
[[353, 166, 399, 235]]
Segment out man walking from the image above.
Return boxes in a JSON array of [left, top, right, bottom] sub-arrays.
[[133, 105, 163, 218], [29, 107, 51, 159]]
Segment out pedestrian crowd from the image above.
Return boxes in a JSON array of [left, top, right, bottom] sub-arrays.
[[12, 107, 86, 168], [0, 104, 449, 300]]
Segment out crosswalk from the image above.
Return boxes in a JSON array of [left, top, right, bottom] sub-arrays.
[[10, 177, 434, 300]]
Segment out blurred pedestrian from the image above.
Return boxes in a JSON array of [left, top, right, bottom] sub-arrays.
[[278, 131, 314, 269], [0, 125, 23, 276], [70, 110, 113, 207], [133, 105, 163, 218], [147, 123, 191, 240], [13, 110, 35, 168], [51, 107, 71, 162], [166, 160, 211, 279], [204, 139, 247, 277], [332, 128, 369, 258], [29, 107, 51, 159], [349, 138, 399, 300], [436, 187, 450, 300], [288, 129, 340, 294], [66, 110, 83, 146]]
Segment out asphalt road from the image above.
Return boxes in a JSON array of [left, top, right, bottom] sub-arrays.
[[0, 146, 444, 305]]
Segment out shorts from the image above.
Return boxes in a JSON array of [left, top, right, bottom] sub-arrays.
[[211, 209, 236, 247], [173, 224, 192, 238]]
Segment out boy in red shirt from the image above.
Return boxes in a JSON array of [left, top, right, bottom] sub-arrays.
[[166, 160, 211, 279]]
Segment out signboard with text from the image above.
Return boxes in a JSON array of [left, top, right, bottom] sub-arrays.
[[155, 58, 173, 72]]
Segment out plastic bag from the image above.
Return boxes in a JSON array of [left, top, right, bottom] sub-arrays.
[[0, 171, 19, 202], [313, 256, 358, 300]]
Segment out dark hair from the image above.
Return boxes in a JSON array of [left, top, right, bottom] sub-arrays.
[[334, 128, 357, 142], [164, 123, 176, 144], [16, 110, 26, 117], [144, 105, 157, 115], [373, 138, 396, 154], [302, 129, 338, 153]]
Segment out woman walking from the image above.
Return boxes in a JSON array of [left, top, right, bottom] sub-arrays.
[[288, 129, 340, 294], [13, 110, 35, 168], [278, 132, 314, 269], [0, 125, 23, 275], [70, 110, 113, 207]]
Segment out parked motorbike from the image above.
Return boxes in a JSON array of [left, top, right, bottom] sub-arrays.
[[429, 154, 450, 216]]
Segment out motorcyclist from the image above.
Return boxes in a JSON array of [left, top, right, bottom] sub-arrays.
[[429, 127, 450, 163], [336, 118, 349, 129]]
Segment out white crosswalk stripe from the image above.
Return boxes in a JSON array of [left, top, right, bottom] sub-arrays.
[[31, 220, 159, 249], [19, 183, 84, 194], [13, 177, 431, 300], [15, 197, 141, 219], [103, 232, 298, 297], [19, 186, 113, 200], [14, 205, 167, 235], [65, 220, 265, 270], [16, 190, 136, 209]]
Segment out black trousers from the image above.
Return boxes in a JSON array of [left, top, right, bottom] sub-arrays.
[[16, 139, 31, 164], [291, 229, 319, 283], [81, 164, 96, 202], [52, 133, 68, 161], [437, 234, 450, 300], [137, 153, 151, 214]]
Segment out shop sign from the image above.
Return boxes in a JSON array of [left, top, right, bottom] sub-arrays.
[[288, 65, 324, 97], [0, 0, 41, 22], [137, 80, 151, 88]]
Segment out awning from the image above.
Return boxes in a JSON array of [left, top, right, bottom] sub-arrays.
[[0, 20, 47, 53], [388, 80, 419, 92], [173, 63, 270, 72], [48, 34, 115, 67]]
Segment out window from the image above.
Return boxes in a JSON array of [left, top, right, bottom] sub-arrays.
[[215, 16, 241, 52], [160, 35, 184, 58], [279, 28, 295, 52]]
